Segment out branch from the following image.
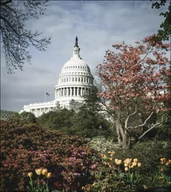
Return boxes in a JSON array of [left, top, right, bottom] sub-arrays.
[[99, 100, 116, 122], [140, 47, 153, 66], [138, 122, 160, 140], [131, 111, 154, 130], [0, 0, 12, 6], [0, 15, 20, 37], [125, 104, 138, 130]]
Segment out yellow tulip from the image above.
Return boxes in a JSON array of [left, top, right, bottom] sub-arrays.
[[108, 151, 115, 156], [116, 159, 122, 165], [42, 168, 48, 176], [124, 158, 132, 165], [28, 172, 33, 178], [115, 158, 122, 165], [35, 168, 43, 175], [137, 162, 141, 167], [125, 167, 129, 171], [133, 158, 138, 163], [160, 158, 167, 164], [132, 161, 137, 167], [115, 158, 118, 163], [45, 172, 52, 178], [129, 164, 134, 169]]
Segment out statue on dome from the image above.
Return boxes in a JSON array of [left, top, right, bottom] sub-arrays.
[[75, 36, 78, 47]]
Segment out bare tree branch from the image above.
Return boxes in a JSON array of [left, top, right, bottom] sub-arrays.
[[130, 111, 154, 130], [0, 0, 51, 73], [138, 122, 160, 140], [0, 0, 12, 6], [125, 103, 138, 130]]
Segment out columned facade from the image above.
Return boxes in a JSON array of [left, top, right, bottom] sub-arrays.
[[20, 37, 94, 117], [55, 87, 91, 97]]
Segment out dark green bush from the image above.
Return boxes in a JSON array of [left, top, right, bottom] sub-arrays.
[[114, 140, 171, 175]]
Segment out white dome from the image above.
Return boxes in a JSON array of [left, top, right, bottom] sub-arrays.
[[54, 37, 94, 104], [61, 57, 91, 73]]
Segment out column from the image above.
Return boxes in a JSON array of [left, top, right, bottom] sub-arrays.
[[61, 88, 63, 97], [71, 87, 73, 96], [79, 87, 81, 96], [73, 87, 75, 96], [66, 87, 67, 96], [77, 87, 79, 96], [68, 87, 70, 96], [72, 87, 74, 96]]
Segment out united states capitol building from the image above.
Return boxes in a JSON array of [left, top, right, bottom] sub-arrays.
[[20, 37, 94, 117]]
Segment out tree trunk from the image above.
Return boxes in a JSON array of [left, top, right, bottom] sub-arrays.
[[115, 118, 130, 149], [116, 123, 122, 145]]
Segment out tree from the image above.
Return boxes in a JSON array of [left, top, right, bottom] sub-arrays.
[[0, 0, 51, 73], [151, 0, 171, 40], [37, 108, 75, 130], [7, 111, 37, 126], [71, 86, 111, 138], [19, 111, 37, 124], [83, 85, 102, 113], [97, 35, 171, 149]]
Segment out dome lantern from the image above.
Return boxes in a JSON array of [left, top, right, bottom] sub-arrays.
[[73, 36, 81, 58]]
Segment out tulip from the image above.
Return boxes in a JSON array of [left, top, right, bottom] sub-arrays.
[[42, 168, 48, 176], [125, 167, 129, 171], [46, 172, 52, 178], [132, 161, 137, 167], [35, 168, 43, 175], [28, 172, 33, 178], [115, 159, 122, 165], [133, 158, 138, 163]]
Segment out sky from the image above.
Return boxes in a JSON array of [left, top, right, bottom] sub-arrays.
[[1, 0, 169, 112]]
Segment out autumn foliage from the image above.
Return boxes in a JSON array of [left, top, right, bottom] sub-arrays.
[[97, 34, 171, 149]]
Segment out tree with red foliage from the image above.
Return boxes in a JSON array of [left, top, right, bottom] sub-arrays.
[[97, 35, 171, 149]]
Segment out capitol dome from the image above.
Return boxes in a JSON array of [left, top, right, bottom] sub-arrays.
[[54, 37, 94, 109], [21, 37, 94, 117]]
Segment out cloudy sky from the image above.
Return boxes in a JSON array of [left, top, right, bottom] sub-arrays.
[[1, 0, 169, 112]]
